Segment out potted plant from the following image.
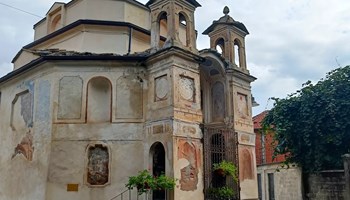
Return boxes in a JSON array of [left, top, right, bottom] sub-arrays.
[[125, 170, 155, 195], [213, 160, 238, 181], [207, 186, 235, 200], [155, 174, 176, 190], [125, 170, 176, 195]]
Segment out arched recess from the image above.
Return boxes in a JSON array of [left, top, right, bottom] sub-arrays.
[[179, 12, 189, 47], [234, 39, 242, 68], [87, 77, 112, 123], [240, 148, 253, 181], [150, 142, 166, 200], [50, 14, 61, 33], [199, 54, 227, 124], [215, 38, 225, 56]]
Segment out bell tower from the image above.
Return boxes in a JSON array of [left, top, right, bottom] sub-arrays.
[[147, 0, 200, 52], [202, 6, 259, 200], [145, 1, 204, 200], [203, 6, 249, 72]]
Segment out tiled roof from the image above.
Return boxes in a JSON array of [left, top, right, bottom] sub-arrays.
[[253, 110, 269, 129], [202, 7, 249, 35], [30, 49, 151, 57], [146, 0, 201, 7]]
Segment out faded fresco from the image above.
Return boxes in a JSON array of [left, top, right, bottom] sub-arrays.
[[178, 139, 201, 191], [155, 75, 169, 101], [237, 93, 248, 119], [116, 76, 143, 119], [58, 76, 83, 119], [12, 131, 34, 161], [212, 81, 225, 122], [240, 148, 254, 180], [179, 76, 195, 102], [87, 145, 109, 186]]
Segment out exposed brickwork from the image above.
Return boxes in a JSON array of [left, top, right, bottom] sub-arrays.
[[255, 131, 263, 165], [254, 111, 286, 165]]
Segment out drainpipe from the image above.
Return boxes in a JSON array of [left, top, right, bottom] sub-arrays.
[[128, 27, 133, 55]]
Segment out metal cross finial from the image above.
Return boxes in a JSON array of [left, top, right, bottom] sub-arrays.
[[223, 6, 230, 15]]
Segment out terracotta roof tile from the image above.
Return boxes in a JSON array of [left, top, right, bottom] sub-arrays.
[[253, 110, 269, 129]]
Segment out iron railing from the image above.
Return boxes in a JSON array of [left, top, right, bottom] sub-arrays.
[[109, 189, 169, 200]]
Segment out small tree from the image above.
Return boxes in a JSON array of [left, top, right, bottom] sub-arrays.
[[262, 66, 350, 173]]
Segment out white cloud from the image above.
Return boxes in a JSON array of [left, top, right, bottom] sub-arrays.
[[0, 62, 13, 77], [1, 0, 350, 116]]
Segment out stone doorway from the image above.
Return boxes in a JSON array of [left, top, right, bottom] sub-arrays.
[[150, 142, 166, 200]]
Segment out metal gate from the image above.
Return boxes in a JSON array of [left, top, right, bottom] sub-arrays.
[[203, 127, 240, 200]]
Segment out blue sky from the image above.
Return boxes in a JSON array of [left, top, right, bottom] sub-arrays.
[[1, 0, 350, 115]]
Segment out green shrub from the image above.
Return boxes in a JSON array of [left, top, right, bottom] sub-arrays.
[[125, 170, 175, 195], [213, 160, 238, 182]]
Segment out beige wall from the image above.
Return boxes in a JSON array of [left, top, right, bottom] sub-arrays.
[[14, 25, 152, 69], [13, 51, 40, 70], [257, 163, 303, 200], [124, 2, 150, 30], [34, 0, 151, 41]]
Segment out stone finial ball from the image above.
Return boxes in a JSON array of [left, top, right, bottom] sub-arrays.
[[223, 6, 230, 15]]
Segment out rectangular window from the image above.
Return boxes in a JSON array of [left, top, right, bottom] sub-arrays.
[[257, 174, 262, 200], [268, 173, 275, 200]]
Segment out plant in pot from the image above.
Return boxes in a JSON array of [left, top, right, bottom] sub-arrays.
[[125, 170, 156, 195], [213, 160, 238, 181], [126, 170, 176, 195], [154, 174, 176, 191], [207, 186, 235, 200]]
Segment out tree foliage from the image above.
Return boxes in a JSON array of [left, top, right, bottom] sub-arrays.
[[262, 66, 350, 173]]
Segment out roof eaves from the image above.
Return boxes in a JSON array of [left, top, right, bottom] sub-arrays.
[[4, 54, 149, 84], [202, 22, 249, 35], [14, 20, 158, 63]]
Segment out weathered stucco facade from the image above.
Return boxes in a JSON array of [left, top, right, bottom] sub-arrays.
[[0, 0, 258, 199]]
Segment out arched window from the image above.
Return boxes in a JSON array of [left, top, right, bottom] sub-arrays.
[[87, 77, 112, 123], [50, 14, 61, 33], [215, 38, 225, 56], [159, 12, 168, 45], [179, 12, 189, 46], [150, 142, 166, 200], [234, 39, 241, 68]]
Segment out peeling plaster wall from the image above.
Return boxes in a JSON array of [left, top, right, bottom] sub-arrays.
[[144, 54, 205, 200], [46, 63, 148, 200], [0, 63, 151, 200], [0, 66, 53, 200]]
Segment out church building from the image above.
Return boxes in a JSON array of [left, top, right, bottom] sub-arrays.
[[0, 0, 258, 199]]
